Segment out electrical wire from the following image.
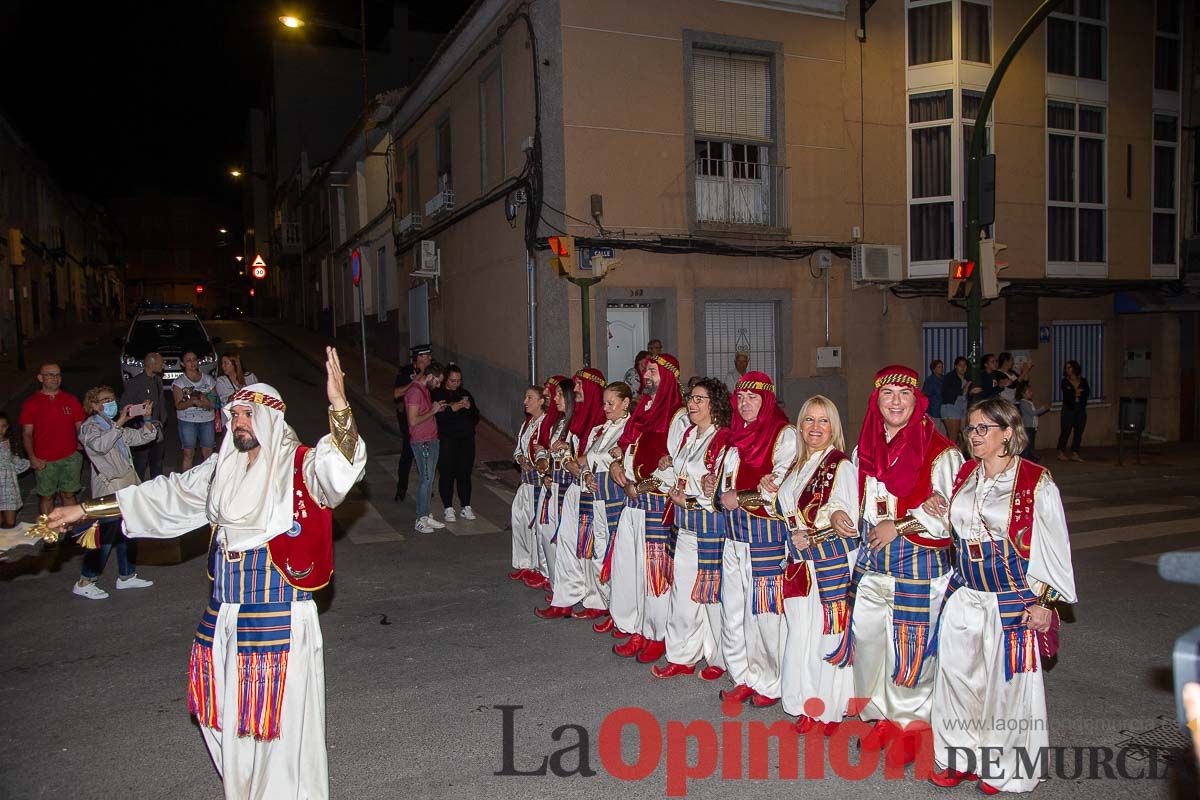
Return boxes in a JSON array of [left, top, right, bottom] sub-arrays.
[[540, 198, 603, 232]]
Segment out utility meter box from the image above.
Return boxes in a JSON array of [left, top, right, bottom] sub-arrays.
[[816, 346, 842, 369]]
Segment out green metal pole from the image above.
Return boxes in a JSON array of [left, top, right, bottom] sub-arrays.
[[580, 280, 591, 368], [966, 0, 1064, 387]]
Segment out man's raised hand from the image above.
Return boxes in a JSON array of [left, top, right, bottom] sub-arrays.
[[326, 347, 349, 411]]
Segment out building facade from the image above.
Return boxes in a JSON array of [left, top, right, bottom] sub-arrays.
[[0, 113, 124, 354], [301, 0, 1198, 443]]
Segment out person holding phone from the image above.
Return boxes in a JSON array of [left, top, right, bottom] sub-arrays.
[[173, 351, 216, 471], [406, 361, 447, 534], [431, 364, 480, 523], [73, 385, 161, 599], [120, 351, 168, 479]]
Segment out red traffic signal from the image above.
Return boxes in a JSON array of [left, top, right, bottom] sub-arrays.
[[952, 260, 975, 280], [548, 236, 569, 257], [195, 284, 205, 295]]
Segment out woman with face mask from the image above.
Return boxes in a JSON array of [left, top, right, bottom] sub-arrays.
[[72, 385, 162, 600]]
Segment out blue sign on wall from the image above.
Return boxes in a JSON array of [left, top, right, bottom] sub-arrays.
[[1039, 325, 1051, 344]]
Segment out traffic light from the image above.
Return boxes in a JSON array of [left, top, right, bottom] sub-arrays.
[[979, 239, 1009, 299], [195, 284, 205, 295], [948, 259, 974, 300], [548, 235, 575, 276], [7, 228, 24, 265]]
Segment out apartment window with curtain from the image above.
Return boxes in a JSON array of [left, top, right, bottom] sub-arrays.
[[1155, 0, 1181, 92], [1152, 115, 1178, 268], [1047, 101, 1106, 267], [960, 1, 991, 64], [435, 119, 452, 192], [407, 149, 420, 216], [1047, 1, 1107, 81], [908, 1, 952, 66], [690, 47, 784, 228], [479, 63, 505, 190], [909, 90, 954, 263]]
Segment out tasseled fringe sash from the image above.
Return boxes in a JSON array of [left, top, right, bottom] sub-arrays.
[[642, 494, 674, 597], [825, 559, 868, 667], [748, 538, 786, 615], [596, 474, 626, 584], [188, 602, 221, 730], [686, 509, 725, 604], [187, 600, 293, 741], [805, 536, 856, 635], [576, 492, 596, 560], [890, 577, 934, 688]]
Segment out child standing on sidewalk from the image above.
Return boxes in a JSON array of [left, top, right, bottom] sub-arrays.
[[1016, 382, 1049, 462], [0, 411, 31, 527]]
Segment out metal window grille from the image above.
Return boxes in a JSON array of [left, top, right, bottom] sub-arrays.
[[705, 301, 776, 382], [1052, 321, 1104, 402], [922, 323, 983, 376]]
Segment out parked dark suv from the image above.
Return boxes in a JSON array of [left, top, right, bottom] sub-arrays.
[[118, 304, 221, 388]]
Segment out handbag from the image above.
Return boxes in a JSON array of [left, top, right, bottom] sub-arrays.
[[1037, 608, 1060, 659], [781, 558, 811, 598]]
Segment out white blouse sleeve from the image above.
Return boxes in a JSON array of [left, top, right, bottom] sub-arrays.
[[906, 447, 964, 540], [653, 411, 690, 486], [826, 459, 860, 525], [1027, 476, 1078, 604], [761, 426, 798, 503], [116, 459, 218, 539], [303, 431, 368, 508]]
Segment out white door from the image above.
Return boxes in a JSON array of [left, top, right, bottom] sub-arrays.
[[607, 305, 649, 380]]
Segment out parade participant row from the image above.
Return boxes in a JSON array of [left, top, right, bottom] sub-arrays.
[[508, 358, 1076, 794]]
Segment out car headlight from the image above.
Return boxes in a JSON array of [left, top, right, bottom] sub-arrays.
[[199, 353, 217, 366], [121, 355, 143, 368]]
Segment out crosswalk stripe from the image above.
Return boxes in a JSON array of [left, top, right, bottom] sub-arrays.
[[1066, 503, 1187, 523], [1072, 517, 1200, 551], [485, 483, 516, 506], [1060, 495, 1093, 504], [1126, 546, 1200, 567]]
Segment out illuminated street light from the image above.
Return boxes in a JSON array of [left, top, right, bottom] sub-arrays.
[[279, 15, 305, 28], [229, 168, 242, 178], [218, 228, 228, 234]]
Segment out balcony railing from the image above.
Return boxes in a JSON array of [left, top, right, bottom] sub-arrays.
[[277, 221, 301, 253], [690, 158, 789, 229]]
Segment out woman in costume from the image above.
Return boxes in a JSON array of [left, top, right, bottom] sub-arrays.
[[533, 376, 573, 589], [654, 377, 732, 679], [769, 395, 859, 733], [924, 397, 1076, 794], [508, 384, 554, 589], [716, 371, 797, 707], [536, 368, 608, 618]]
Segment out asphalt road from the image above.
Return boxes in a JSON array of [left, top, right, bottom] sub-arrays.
[[0, 320, 1198, 799]]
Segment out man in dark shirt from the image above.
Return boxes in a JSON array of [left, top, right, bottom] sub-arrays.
[[393, 344, 432, 501], [119, 351, 167, 479]]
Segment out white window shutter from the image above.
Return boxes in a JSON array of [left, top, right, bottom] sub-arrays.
[[693, 50, 772, 142]]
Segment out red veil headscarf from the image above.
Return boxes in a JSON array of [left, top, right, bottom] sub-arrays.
[[536, 376, 568, 450], [569, 367, 607, 444], [855, 364, 943, 509], [618, 353, 684, 448], [727, 371, 790, 489]]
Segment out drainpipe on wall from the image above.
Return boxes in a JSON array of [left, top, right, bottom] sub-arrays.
[[527, 249, 537, 385]]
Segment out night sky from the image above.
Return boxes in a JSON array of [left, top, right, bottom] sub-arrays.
[[0, 1, 471, 206]]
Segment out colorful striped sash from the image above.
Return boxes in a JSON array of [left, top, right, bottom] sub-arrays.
[[827, 519, 948, 682], [727, 508, 786, 615], [927, 535, 1039, 681], [793, 535, 856, 635], [577, 490, 597, 560], [638, 492, 674, 597], [209, 537, 312, 605], [596, 472, 627, 583], [187, 600, 293, 741], [679, 508, 725, 604], [520, 465, 538, 486]]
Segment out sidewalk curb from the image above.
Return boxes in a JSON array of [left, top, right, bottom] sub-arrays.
[[249, 319, 403, 438]]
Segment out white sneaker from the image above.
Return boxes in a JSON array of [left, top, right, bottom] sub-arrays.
[[425, 515, 446, 529], [116, 574, 154, 590], [460, 506, 476, 520], [443, 507, 457, 523], [415, 517, 437, 534], [73, 581, 108, 600]]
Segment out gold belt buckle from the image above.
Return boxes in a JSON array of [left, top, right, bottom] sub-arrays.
[[809, 526, 837, 545], [966, 541, 984, 563], [221, 536, 243, 562]]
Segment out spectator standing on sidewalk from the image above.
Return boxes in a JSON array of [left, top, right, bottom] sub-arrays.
[[173, 351, 217, 471], [1016, 381, 1049, 461], [941, 357, 971, 444], [215, 352, 258, 405], [407, 361, 448, 533], [1057, 360, 1090, 462], [119, 351, 167, 480], [394, 344, 432, 501], [0, 412, 30, 527], [723, 351, 751, 391], [432, 364, 480, 523], [19, 363, 86, 515], [923, 359, 946, 434], [623, 350, 649, 397], [72, 385, 160, 600]]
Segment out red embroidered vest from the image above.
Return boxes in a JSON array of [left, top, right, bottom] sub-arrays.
[[950, 457, 1047, 558], [266, 446, 335, 591], [790, 449, 850, 528]]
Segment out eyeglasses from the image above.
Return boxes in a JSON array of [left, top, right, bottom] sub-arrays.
[[963, 423, 1003, 436], [40, 372, 61, 378], [684, 394, 710, 403]]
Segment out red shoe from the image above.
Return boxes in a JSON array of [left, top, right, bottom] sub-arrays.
[[698, 666, 726, 681], [611, 627, 631, 639], [928, 768, 979, 788], [544, 594, 554, 605], [977, 781, 1000, 796], [572, 607, 607, 620], [884, 730, 919, 769], [534, 605, 573, 619], [793, 715, 818, 734], [750, 692, 779, 708], [521, 572, 543, 588], [636, 639, 666, 664], [508, 569, 529, 581], [821, 721, 841, 737], [861, 719, 899, 750], [592, 616, 615, 634], [651, 662, 696, 678], [719, 684, 755, 703], [613, 634, 646, 657], [528, 575, 551, 590]]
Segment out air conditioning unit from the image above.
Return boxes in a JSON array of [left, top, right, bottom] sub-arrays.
[[397, 212, 422, 236], [424, 190, 455, 218], [411, 240, 440, 278], [851, 244, 903, 284]]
